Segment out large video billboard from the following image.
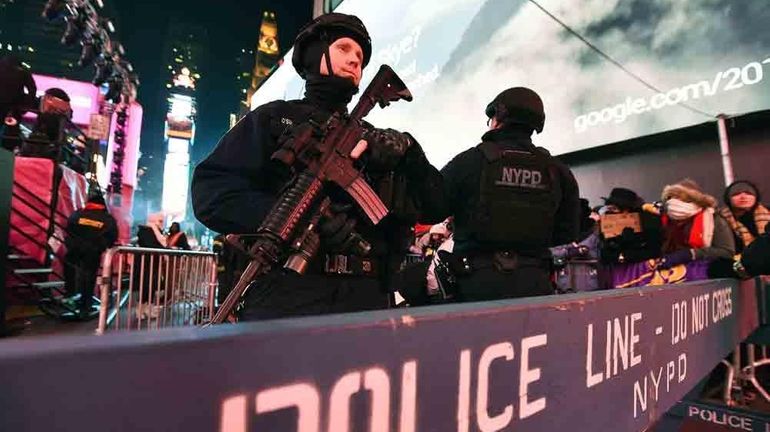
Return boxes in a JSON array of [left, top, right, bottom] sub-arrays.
[[165, 93, 195, 141], [252, 0, 770, 167]]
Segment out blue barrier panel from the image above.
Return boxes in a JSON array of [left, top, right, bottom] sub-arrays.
[[0, 279, 759, 431]]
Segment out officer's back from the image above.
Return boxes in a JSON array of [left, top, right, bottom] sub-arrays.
[[440, 87, 580, 301], [66, 195, 118, 255]]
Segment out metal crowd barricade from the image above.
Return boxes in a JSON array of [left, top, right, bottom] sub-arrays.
[[721, 276, 770, 405], [96, 246, 217, 335]]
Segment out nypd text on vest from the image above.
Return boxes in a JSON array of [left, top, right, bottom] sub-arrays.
[[496, 167, 546, 189]]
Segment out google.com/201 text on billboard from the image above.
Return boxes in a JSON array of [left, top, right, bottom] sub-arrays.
[[574, 58, 770, 133]]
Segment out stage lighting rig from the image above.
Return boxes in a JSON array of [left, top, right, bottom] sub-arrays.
[[61, 11, 87, 46], [105, 78, 123, 103], [92, 59, 112, 86], [116, 110, 128, 127], [44, 0, 140, 103], [77, 38, 100, 67], [42, 0, 67, 21]]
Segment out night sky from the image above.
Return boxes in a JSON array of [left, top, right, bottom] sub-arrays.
[[111, 0, 312, 171]]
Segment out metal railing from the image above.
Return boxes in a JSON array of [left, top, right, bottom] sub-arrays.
[[719, 276, 770, 405], [96, 246, 217, 334]]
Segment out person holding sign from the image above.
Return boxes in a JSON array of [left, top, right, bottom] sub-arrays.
[[608, 180, 734, 288], [598, 187, 663, 265]]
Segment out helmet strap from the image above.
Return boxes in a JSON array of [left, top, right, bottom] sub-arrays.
[[320, 31, 335, 78]]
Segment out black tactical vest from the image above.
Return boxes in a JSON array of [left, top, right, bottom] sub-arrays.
[[471, 141, 559, 250]]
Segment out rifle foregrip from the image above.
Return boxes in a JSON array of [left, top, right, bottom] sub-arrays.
[[260, 171, 324, 242]]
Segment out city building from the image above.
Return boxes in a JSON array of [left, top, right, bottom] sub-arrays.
[[247, 11, 280, 107], [232, 11, 280, 122], [159, 19, 207, 223]]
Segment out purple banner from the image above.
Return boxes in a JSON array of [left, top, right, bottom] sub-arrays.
[[610, 259, 711, 289]]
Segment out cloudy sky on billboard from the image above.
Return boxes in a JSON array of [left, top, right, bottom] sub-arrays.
[[252, 0, 770, 167]]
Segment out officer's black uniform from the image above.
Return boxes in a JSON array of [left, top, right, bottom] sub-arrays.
[[440, 87, 580, 301], [191, 13, 445, 320], [64, 193, 118, 317]]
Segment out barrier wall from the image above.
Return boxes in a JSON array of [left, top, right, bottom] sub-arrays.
[[0, 279, 759, 431]]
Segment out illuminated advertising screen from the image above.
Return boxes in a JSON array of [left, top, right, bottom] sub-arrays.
[[165, 93, 195, 141], [161, 138, 191, 219], [253, 0, 770, 167]]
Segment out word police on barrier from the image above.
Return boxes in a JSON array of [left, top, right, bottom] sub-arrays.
[[0, 279, 757, 432], [682, 402, 770, 432]]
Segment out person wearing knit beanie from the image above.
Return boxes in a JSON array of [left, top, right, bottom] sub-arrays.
[[720, 180, 769, 253]]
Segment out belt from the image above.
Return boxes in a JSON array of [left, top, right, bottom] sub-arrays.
[[322, 254, 379, 277]]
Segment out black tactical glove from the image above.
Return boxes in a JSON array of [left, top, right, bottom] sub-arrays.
[[741, 227, 770, 277], [318, 203, 357, 252], [565, 243, 590, 259], [362, 128, 412, 171]]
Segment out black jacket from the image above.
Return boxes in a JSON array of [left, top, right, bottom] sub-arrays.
[[440, 128, 580, 255], [191, 98, 445, 260], [136, 226, 165, 249], [600, 209, 663, 264], [65, 204, 118, 255]]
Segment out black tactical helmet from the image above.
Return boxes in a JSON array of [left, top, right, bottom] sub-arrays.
[[292, 13, 372, 79], [485, 87, 545, 134]]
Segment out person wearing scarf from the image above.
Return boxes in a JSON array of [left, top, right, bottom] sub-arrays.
[[166, 222, 190, 250], [659, 179, 735, 269], [719, 180, 770, 254]]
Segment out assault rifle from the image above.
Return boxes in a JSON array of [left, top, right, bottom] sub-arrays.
[[208, 65, 412, 324]]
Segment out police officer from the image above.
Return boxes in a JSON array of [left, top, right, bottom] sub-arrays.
[[439, 87, 580, 301], [191, 13, 445, 320], [63, 189, 118, 319]]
